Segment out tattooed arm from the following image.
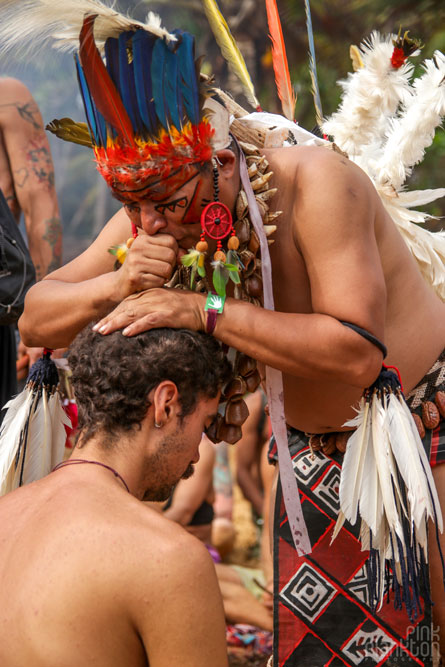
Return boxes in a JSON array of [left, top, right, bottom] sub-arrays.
[[0, 78, 62, 279]]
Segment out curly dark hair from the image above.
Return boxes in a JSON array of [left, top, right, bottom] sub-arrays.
[[67, 326, 233, 446]]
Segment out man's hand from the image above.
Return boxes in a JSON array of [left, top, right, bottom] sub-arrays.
[[93, 288, 206, 337], [114, 234, 178, 301]]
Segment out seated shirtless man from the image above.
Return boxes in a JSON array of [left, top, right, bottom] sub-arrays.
[[9, 7, 445, 666], [0, 325, 232, 667]]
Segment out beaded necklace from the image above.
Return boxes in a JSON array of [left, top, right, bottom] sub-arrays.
[[167, 142, 282, 444]]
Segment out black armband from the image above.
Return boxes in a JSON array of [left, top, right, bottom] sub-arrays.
[[340, 321, 387, 358]]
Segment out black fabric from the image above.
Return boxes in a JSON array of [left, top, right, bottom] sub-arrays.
[[163, 490, 215, 526], [340, 320, 387, 358], [0, 324, 17, 425], [0, 188, 35, 325], [188, 500, 214, 526]]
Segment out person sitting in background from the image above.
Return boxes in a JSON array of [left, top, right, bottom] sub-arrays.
[[235, 389, 270, 519], [159, 433, 273, 633]]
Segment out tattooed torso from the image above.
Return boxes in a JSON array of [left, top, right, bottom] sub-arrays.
[[0, 80, 62, 279], [0, 125, 20, 221]]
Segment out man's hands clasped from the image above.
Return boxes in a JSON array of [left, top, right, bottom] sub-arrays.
[[113, 233, 178, 301]]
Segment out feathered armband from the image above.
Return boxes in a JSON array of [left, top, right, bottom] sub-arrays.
[[0, 350, 71, 495], [333, 362, 444, 620]]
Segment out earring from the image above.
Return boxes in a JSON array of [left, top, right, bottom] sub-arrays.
[[154, 422, 162, 429]]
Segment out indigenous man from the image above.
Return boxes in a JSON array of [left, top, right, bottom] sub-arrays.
[[0, 325, 232, 667], [0, 77, 62, 417], [7, 4, 445, 666]]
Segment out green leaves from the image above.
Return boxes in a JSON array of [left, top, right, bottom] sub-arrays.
[[212, 261, 228, 296]]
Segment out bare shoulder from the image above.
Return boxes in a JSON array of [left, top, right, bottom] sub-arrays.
[[290, 146, 376, 232], [0, 76, 32, 100], [124, 508, 228, 666], [268, 144, 371, 190]]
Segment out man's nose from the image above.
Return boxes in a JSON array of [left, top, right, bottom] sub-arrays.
[[140, 201, 167, 235]]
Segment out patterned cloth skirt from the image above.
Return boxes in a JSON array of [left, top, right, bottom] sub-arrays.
[[269, 350, 445, 666]]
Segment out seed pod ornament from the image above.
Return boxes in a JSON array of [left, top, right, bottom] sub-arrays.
[[182, 159, 242, 297]]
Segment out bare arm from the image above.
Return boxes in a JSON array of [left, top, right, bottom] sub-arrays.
[[235, 390, 264, 516], [96, 150, 386, 387], [18, 207, 178, 348], [0, 78, 61, 280], [163, 436, 215, 526]]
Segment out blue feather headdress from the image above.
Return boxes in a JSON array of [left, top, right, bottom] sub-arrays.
[[70, 13, 221, 194]]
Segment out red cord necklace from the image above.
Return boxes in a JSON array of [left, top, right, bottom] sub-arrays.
[[52, 459, 130, 493]]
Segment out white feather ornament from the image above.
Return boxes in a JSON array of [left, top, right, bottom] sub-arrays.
[[335, 367, 443, 618], [323, 33, 445, 302], [322, 32, 415, 156], [0, 352, 72, 495], [332, 398, 371, 540], [0, 389, 35, 495], [0, 0, 175, 58], [374, 51, 445, 190]]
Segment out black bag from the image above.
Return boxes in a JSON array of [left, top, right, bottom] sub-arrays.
[[0, 188, 36, 325]]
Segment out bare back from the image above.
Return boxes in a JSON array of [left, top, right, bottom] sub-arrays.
[[0, 471, 228, 667]]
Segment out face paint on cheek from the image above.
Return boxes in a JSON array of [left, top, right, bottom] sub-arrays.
[[181, 180, 204, 224]]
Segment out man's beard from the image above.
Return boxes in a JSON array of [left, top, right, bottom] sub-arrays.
[[142, 445, 195, 502], [181, 462, 195, 480]]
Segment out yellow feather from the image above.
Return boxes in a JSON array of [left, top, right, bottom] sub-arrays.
[[46, 118, 93, 148], [349, 44, 364, 72], [202, 0, 260, 109]]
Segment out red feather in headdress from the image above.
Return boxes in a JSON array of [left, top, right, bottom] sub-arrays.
[[265, 0, 296, 121], [79, 14, 135, 146]]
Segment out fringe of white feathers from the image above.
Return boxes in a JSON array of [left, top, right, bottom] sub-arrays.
[[322, 33, 445, 302]]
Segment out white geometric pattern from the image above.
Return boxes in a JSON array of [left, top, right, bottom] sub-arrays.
[[280, 562, 336, 622], [343, 625, 395, 665]]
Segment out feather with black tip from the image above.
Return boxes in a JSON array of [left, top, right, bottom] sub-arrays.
[[0, 0, 176, 57]]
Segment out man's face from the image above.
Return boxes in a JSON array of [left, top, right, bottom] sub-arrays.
[[142, 394, 220, 501], [112, 166, 214, 250]]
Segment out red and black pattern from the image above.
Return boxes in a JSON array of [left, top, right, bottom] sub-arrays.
[[271, 432, 434, 667], [405, 349, 445, 467]]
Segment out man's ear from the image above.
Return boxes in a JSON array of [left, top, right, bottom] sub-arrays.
[[152, 381, 180, 428], [215, 149, 236, 179]]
